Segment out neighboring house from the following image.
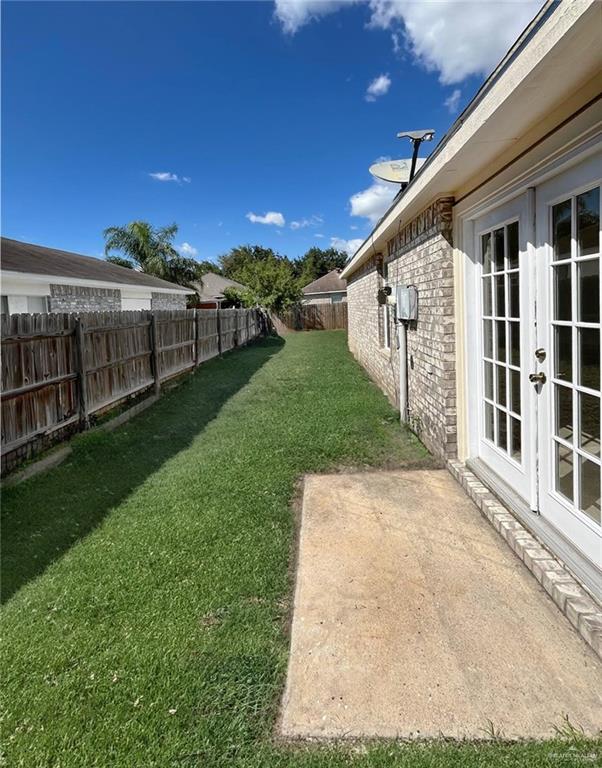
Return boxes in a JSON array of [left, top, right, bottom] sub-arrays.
[[302, 269, 347, 304], [341, 1, 601, 599], [192, 272, 247, 309], [0, 238, 194, 313]]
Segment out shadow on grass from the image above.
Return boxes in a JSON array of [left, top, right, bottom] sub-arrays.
[[1, 336, 284, 604]]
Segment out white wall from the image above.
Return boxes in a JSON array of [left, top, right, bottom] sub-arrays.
[[121, 296, 151, 310], [7, 296, 28, 314]]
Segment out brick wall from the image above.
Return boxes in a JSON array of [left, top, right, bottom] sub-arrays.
[[49, 284, 121, 313], [151, 292, 187, 310], [347, 197, 456, 459]]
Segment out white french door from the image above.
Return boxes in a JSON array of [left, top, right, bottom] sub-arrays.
[[474, 196, 533, 502], [471, 154, 601, 572], [535, 162, 601, 567]]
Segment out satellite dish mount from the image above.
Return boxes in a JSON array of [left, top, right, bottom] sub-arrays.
[[396, 129, 435, 182]]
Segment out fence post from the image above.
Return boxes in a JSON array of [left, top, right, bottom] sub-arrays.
[[232, 310, 238, 348], [74, 317, 89, 427], [216, 309, 222, 356], [194, 309, 201, 367], [150, 313, 161, 396]]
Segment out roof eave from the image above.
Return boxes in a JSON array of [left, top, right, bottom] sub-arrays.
[[1, 269, 195, 294]]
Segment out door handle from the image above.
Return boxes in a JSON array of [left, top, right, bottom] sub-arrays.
[[528, 372, 546, 384], [535, 348, 546, 362]]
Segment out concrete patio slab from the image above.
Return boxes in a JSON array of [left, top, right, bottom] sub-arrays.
[[280, 469, 602, 740]]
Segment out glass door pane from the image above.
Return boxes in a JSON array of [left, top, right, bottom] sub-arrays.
[[550, 187, 601, 526], [481, 220, 522, 464]]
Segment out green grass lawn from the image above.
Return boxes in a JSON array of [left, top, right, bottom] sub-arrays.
[[2, 331, 598, 767]]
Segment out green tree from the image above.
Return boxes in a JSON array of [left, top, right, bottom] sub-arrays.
[[295, 247, 348, 287], [221, 286, 244, 308], [103, 221, 203, 288], [218, 245, 301, 312], [219, 245, 295, 279]]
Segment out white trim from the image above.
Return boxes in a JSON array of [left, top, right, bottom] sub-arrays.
[[121, 288, 152, 301], [526, 186, 539, 512], [0, 279, 51, 297], [303, 290, 347, 295], [455, 216, 470, 461], [455, 125, 601, 221], [0, 269, 193, 295]]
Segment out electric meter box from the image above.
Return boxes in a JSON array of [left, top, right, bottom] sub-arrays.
[[395, 285, 418, 321]]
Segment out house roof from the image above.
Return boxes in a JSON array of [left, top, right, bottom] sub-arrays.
[[302, 269, 347, 295], [193, 272, 247, 301], [341, 0, 602, 279], [1, 237, 193, 293]]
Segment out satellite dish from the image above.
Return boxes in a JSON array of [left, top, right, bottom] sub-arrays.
[[369, 157, 426, 184]]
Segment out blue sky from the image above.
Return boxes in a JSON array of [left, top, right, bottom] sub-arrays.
[[2, 0, 541, 264]]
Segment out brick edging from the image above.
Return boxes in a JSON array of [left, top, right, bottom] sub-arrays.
[[447, 459, 602, 659]]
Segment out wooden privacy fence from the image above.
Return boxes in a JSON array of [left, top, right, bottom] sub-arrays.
[[271, 302, 347, 333], [1, 308, 263, 474]]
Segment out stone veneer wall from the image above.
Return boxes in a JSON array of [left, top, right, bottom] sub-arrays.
[[346, 197, 456, 459], [47, 285, 187, 312], [49, 284, 121, 313], [151, 292, 187, 310]]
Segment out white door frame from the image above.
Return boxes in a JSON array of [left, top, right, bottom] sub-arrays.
[[460, 141, 602, 597]]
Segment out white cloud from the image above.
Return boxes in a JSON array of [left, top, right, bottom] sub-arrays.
[[290, 214, 323, 230], [246, 211, 286, 226], [149, 172, 178, 182], [350, 178, 398, 224], [274, 1, 541, 84], [365, 73, 391, 102], [315, 233, 325, 239], [177, 242, 198, 257], [149, 171, 191, 184], [444, 88, 461, 114], [330, 236, 364, 256], [367, 0, 541, 84], [273, 0, 353, 34]]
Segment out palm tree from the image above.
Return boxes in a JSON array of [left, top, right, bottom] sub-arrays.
[[103, 221, 202, 289]]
